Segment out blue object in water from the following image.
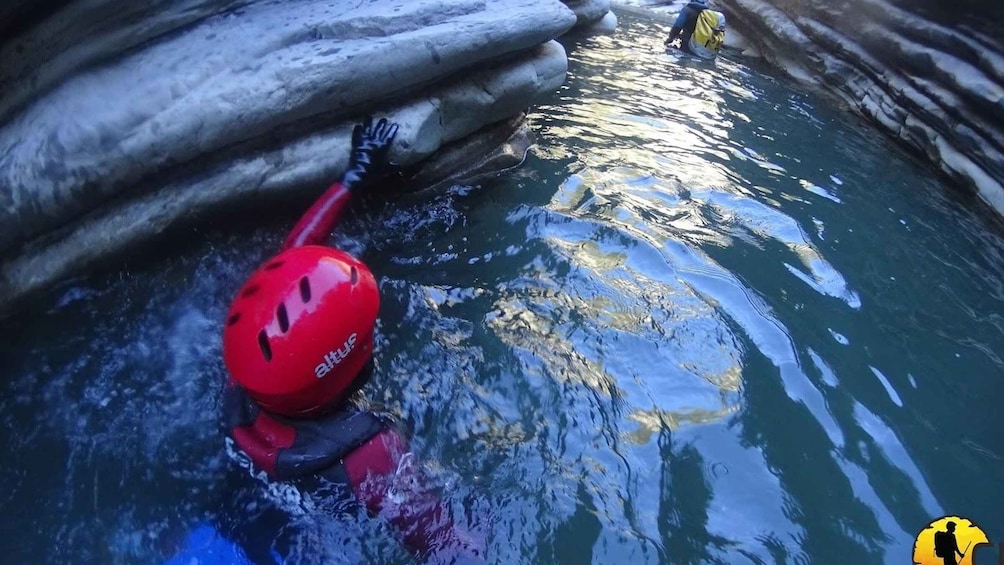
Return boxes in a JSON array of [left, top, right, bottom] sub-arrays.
[[161, 524, 253, 565]]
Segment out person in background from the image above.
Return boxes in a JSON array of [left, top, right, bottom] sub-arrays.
[[664, 0, 727, 60], [163, 116, 486, 565]]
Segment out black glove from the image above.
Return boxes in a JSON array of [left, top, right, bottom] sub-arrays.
[[341, 115, 399, 191]]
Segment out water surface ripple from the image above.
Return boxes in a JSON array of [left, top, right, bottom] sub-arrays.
[[2, 12, 1004, 565]]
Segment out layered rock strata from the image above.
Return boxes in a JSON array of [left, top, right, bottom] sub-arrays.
[[616, 0, 1004, 216], [0, 0, 581, 312]]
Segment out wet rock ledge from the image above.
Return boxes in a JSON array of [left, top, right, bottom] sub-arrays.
[[620, 0, 1004, 217], [0, 0, 613, 313]]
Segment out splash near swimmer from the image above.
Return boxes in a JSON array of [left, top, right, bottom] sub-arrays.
[[164, 117, 487, 565]]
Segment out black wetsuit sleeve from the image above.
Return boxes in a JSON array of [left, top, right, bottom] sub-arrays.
[[680, 6, 701, 45], [668, 10, 687, 42]]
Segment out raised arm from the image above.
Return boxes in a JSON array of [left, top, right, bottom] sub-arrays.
[[282, 116, 399, 249]]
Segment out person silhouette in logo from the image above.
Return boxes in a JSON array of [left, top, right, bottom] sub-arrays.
[[933, 521, 965, 565]]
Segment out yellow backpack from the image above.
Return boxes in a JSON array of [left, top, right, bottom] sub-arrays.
[[693, 10, 726, 53]]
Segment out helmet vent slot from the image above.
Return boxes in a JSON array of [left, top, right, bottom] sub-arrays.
[[264, 261, 284, 271], [350, 266, 358, 284], [242, 285, 260, 298], [258, 330, 273, 361], [299, 276, 311, 303], [277, 303, 289, 333], [227, 313, 241, 326]]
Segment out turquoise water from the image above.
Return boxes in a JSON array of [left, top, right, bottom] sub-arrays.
[[2, 11, 1004, 565]]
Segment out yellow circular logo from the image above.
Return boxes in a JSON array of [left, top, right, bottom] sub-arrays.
[[913, 516, 990, 565]]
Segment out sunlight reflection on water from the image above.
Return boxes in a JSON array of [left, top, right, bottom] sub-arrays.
[[2, 11, 1003, 565]]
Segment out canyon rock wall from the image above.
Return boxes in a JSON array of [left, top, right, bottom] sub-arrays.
[[0, 0, 614, 311]]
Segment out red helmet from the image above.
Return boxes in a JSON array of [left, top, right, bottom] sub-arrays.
[[222, 245, 379, 417]]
